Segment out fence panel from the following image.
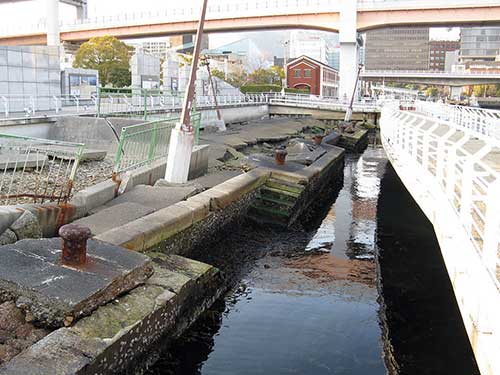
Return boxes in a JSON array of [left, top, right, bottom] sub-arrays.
[[0, 134, 84, 205], [113, 111, 201, 175]]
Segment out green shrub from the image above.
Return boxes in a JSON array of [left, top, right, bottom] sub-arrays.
[[240, 84, 282, 93], [284, 87, 310, 94]]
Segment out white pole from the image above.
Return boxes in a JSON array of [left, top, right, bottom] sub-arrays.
[[46, 0, 60, 46]]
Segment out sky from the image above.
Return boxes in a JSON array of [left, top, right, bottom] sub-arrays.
[[0, 0, 461, 52]]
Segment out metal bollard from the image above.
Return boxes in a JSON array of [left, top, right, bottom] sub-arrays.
[[59, 224, 91, 267]]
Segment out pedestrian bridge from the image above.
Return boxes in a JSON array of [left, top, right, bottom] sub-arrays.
[[380, 101, 500, 375]]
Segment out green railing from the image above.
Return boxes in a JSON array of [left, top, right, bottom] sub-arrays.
[[113, 111, 202, 175], [97, 87, 184, 120]]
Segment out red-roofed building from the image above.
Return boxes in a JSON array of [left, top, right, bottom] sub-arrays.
[[285, 55, 339, 97]]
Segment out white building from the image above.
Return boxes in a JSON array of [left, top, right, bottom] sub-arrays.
[[288, 31, 332, 66]]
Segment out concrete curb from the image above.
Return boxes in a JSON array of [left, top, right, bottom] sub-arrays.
[[95, 170, 270, 252]]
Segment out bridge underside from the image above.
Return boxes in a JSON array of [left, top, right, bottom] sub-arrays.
[[1, 5, 500, 45]]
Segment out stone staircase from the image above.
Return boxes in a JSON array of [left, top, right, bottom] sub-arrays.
[[247, 177, 305, 227]]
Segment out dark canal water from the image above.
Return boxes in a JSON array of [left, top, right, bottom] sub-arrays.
[[146, 135, 479, 375]]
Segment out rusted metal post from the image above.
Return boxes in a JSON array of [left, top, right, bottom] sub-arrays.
[[275, 148, 287, 165], [179, 0, 209, 132], [59, 224, 91, 267]]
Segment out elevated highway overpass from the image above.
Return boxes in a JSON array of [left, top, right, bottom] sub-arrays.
[[1, 0, 500, 45]]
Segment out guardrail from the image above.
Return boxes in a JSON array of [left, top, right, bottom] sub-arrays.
[[113, 112, 201, 176], [269, 96, 380, 112], [0, 134, 84, 205], [381, 104, 500, 284], [414, 100, 500, 141]]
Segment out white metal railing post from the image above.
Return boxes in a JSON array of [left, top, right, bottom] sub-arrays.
[[482, 179, 500, 273]]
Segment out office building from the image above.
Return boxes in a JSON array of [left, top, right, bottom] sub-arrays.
[[429, 40, 460, 71], [460, 27, 500, 62], [365, 27, 430, 70]]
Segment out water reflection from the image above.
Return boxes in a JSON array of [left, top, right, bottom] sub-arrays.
[[306, 145, 387, 261]]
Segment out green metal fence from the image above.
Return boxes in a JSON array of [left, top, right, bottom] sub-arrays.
[[113, 111, 202, 175], [97, 87, 184, 120], [0, 134, 84, 204]]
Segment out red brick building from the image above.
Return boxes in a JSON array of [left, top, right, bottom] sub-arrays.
[[285, 55, 339, 97], [429, 40, 460, 71]]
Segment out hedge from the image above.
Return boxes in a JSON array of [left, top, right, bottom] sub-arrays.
[[284, 87, 310, 94], [240, 84, 282, 93]]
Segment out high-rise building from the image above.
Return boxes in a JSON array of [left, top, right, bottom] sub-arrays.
[[429, 40, 460, 71], [288, 31, 330, 66], [460, 27, 500, 62], [136, 40, 169, 58], [365, 27, 430, 70]]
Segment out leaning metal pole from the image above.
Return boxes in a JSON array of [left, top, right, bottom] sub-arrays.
[[179, 0, 208, 131], [165, 0, 209, 183], [344, 64, 363, 123]]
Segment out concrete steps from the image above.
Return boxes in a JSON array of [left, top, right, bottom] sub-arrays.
[[247, 177, 305, 227]]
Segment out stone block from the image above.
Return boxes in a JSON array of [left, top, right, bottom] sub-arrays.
[[0, 238, 153, 328], [70, 179, 118, 218], [188, 144, 209, 180], [0, 154, 48, 170], [101, 185, 197, 211], [137, 204, 194, 250], [19, 204, 62, 238], [94, 225, 145, 251], [72, 202, 154, 236], [0, 329, 107, 375], [0, 229, 17, 245], [174, 199, 209, 224], [0, 207, 23, 234], [9, 210, 42, 240], [0, 254, 221, 375]]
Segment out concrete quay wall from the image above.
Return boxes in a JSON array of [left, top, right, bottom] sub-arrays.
[[0, 143, 346, 374]]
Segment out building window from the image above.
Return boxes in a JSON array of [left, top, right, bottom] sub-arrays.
[[294, 69, 301, 78], [304, 69, 312, 78]]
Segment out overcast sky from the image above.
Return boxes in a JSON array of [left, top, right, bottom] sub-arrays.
[[0, 0, 461, 50]]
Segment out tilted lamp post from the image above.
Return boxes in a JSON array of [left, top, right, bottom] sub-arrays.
[[165, 0, 209, 183]]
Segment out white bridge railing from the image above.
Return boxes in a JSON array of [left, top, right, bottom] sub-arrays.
[[415, 100, 500, 141], [380, 103, 500, 374], [270, 96, 379, 112]]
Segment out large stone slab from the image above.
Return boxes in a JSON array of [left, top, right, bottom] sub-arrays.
[[72, 202, 155, 236], [0, 154, 47, 170], [0, 238, 153, 328], [0, 255, 222, 375], [96, 185, 198, 212]]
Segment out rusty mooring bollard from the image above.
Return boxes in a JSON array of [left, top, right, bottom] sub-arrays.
[[312, 135, 324, 146], [59, 224, 91, 267], [274, 148, 287, 165]]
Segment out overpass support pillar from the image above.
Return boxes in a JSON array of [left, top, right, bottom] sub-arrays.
[[46, 0, 60, 46], [339, 0, 359, 101], [450, 86, 463, 100]]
